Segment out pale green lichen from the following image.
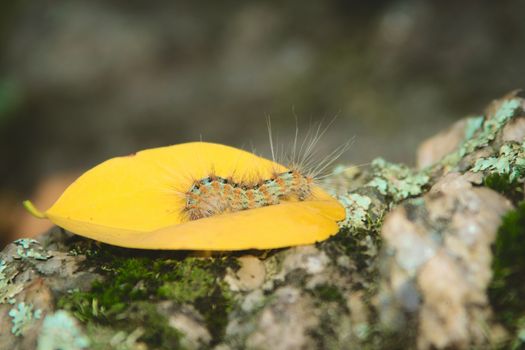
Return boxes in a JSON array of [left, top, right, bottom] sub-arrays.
[[494, 98, 522, 123], [337, 193, 372, 229], [464, 116, 484, 140], [0, 260, 6, 275], [0, 261, 6, 297], [462, 98, 521, 154], [366, 158, 429, 202], [0, 259, 23, 304], [472, 142, 525, 181], [367, 177, 388, 194], [37, 310, 90, 350], [14, 238, 52, 261], [8, 302, 42, 336], [0, 260, 9, 300], [443, 98, 522, 167]]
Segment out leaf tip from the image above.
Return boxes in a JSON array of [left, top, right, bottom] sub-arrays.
[[22, 200, 46, 219]]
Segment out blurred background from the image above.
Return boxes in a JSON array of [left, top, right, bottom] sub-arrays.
[[1, 0, 524, 246]]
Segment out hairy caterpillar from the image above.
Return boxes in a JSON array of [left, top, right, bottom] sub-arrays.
[[183, 119, 350, 221]]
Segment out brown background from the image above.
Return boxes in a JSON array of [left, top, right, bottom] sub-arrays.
[[1, 0, 524, 245]]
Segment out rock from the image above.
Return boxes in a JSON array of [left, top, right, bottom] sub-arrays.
[[0, 235, 100, 350], [501, 117, 525, 143], [378, 172, 513, 349], [224, 256, 266, 292], [1, 93, 525, 349], [417, 119, 468, 169], [244, 287, 319, 350], [158, 302, 212, 349]]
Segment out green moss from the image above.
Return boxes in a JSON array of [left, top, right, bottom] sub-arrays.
[[366, 158, 429, 202], [71, 303, 182, 350], [489, 202, 525, 348], [310, 284, 345, 305], [58, 242, 238, 348], [85, 325, 148, 350], [157, 264, 216, 303], [124, 302, 182, 349], [484, 173, 523, 204], [156, 260, 235, 343], [323, 224, 382, 297]]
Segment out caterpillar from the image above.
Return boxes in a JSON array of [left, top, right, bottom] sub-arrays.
[[182, 119, 351, 221], [184, 170, 313, 220]]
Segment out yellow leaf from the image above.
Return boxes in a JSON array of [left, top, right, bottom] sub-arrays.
[[28, 142, 345, 250]]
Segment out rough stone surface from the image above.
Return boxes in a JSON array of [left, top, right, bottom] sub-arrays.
[[0, 237, 101, 350], [2, 93, 525, 349], [417, 119, 468, 169], [378, 173, 512, 349]]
